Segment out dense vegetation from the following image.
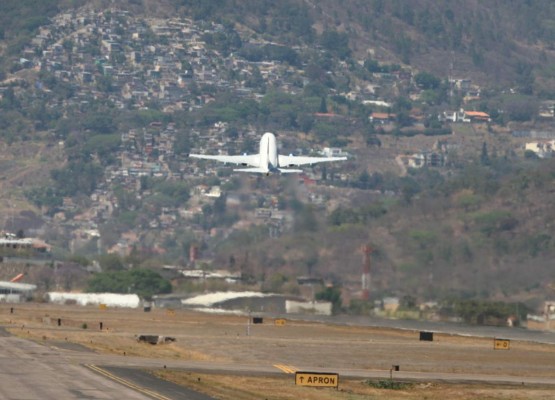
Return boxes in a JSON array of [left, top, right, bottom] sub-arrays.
[[86, 268, 172, 300], [210, 154, 555, 306]]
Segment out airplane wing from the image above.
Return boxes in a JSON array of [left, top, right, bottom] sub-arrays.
[[189, 154, 260, 167], [278, 154, 347, 167]]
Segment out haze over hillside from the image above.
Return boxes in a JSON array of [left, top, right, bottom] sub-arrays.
[[0, 0, 555, 319]]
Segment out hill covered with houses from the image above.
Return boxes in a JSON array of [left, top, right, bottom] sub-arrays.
[[1, 1, 555, 320]]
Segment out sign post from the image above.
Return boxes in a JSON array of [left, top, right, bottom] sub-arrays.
[[295, 372, 339, 388]]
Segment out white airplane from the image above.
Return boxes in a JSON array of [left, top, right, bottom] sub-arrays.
[[189, 132, 347, 174]]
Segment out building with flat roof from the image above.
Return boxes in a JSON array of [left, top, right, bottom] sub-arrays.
[[0, 281, 37, 302]]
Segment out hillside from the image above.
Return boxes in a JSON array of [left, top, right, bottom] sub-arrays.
[[0, 1, 555, 311], [212, 146, 555, 306], [171, 0, 555, 91], [3, 0, 555, 90]]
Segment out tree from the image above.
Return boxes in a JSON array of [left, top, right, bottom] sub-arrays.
[[226, 126, 239, 140], [480, 142, 490, 166], [83, 112, 116, 134], [320, 30, 351, 59], [98, 253, 125, 271], [297, 113, 314, 133], [0, 88, 18, 109], [86, 268, 171, 300], [319, 97, 328, 113], [294, 204, 318, 232], [316, 286, 342, 314], [51, 161, 103, 197], [128, 268, 172, 300], [245, 66, 265, 91], [504, 97, 538, 122], [415, 72, 441, 90], [399, 176, 421, 204]]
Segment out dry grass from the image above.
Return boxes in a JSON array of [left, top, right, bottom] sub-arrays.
[[2, 303, 555, 399], [153, 371, 555, 400]]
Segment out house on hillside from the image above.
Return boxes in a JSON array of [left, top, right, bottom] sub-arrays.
[[369, 112, 395, 125], [440, 109, 490, 123], [398, 151, 445, 169], [320, 147, 349, 158], [464, 110, 490, 122], [525, 140, 555, 158], [539, 101, 555, 119]]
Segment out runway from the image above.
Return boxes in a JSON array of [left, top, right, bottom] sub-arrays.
[[3, 334, 553, 398], [0, 335, 215, 400], [2, 305, 555, 399], [0, 335, 153, 399]]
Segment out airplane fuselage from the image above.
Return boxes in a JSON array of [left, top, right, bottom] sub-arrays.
[[259, 132, 279, 173]]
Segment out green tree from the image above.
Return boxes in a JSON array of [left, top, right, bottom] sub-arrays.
[[415, 72, 441, 90], [320, 30, 351, 59], [480, 142, 490, 166], [315, 286, 343, 314], [98, 253, 125, 271], [319, 97, 328, 113], [86, 268, 171, 300]]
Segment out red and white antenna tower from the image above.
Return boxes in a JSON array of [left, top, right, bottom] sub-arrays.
[[361, 245, 373, 300]]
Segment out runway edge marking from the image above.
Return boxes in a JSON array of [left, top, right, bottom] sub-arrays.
[[85, 364, 172, 400], [273, 364, 298, 374]]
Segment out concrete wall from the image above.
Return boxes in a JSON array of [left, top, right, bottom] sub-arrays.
[[286, 300, 332, 316]]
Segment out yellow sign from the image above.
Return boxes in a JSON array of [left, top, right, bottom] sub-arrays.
[[494, 338, 510, 350], [99, 304, 107, 310], [274, 318, 286, 326], [295, 372, 339, 388], [166, 309, 175, 316]]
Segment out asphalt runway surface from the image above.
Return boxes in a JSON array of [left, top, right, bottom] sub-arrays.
[[0, 333, 215, 400], [0, 335, 153, 400], [2, 330, 555, 400], [305, 314, 555, 345]]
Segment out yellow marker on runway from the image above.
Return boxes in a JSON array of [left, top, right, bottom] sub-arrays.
[[494, 338, 510, 350], [273, 364, 297, 374]]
